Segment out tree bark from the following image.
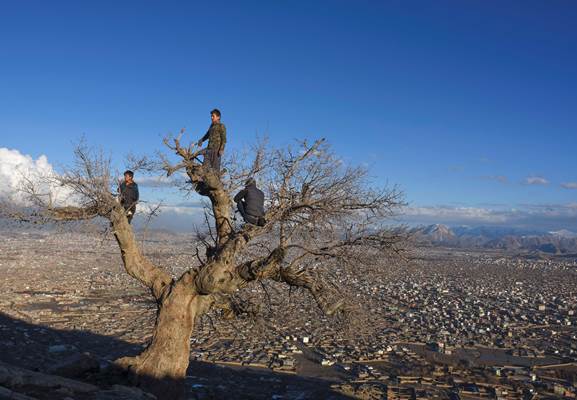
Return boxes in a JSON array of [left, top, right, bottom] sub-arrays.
[[190, 168, 233, 249], [116, 272, 213, 400], [110, 207, 172, 299]]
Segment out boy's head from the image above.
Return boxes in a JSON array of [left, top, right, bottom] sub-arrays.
[[124, 170, 134, 183], [210, 108, 221, 123]]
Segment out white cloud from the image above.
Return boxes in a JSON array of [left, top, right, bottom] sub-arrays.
[[524, 176, 549, 185], [0, 148, 76, 206], [561, 182, 577, 189], [0, 148, 81, 208], [134, 202, 208, 231], [0, 148, 49, 199], [130, 174, 186, 188], [138, 202, 205, 216], [403, 206, 511, 224], [402, 203, 577, 231]]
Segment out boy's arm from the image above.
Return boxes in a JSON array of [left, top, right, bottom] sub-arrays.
[[233, 189, 246, 203], [197, 128, 210, 146]]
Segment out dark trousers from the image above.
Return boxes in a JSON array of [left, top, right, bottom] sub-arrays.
[[123, 205, 136, 224], [201, 148, 221, 172], [237, 201, 259, 225]]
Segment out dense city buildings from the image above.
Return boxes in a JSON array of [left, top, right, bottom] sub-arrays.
[[1, 229, 577, 399]]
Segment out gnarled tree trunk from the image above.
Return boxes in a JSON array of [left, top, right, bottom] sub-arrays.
[[116, 272, 213, 399], [9, 136, 404, 400]]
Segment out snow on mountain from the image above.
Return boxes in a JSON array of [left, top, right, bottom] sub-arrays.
[[549, 229, 577, 238], [412, 224, 577, 253]]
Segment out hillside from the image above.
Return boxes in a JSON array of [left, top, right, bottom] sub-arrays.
[[411, 224, 577, 254]]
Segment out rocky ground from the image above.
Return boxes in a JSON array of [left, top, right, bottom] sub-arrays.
[[0, 228, 356, 399]]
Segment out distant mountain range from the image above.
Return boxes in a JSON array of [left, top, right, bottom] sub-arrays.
[[411, 224, 577, 254]]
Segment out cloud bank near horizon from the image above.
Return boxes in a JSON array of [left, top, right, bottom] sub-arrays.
[[142, 203, 577, 233], [402, 203, 577, 231], [2, 147, 576, 232]]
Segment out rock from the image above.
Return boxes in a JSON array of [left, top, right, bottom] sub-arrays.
[[47, 353, 100, 378], [0, 385, 39, 399], [0, 360, 98, 393], [47, 344, 77, 353], [93, 384, 156, 400], [55, 387, 74, 396]]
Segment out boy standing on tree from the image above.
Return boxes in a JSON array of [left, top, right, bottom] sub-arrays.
[[197, 108, 226, 172]]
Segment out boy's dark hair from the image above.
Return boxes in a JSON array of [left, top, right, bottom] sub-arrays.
[[123, 170, 134, 178], [210, 108, 221, 118]]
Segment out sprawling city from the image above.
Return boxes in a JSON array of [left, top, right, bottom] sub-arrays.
[[1, 228, 576, 399]]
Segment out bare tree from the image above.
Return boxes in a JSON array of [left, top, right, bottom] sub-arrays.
[[2, 134, 405, 399]]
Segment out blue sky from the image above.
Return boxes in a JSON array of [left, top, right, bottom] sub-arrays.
[[1, 1, 576, 230]]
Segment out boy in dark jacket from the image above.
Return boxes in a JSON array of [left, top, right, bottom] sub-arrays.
[[234, 178, 266, 226], [119, 170, 139, 224]]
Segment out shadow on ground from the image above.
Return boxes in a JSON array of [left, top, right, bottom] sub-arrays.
[[0, 312, 352, 399]]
